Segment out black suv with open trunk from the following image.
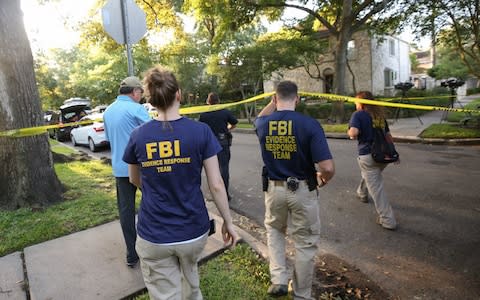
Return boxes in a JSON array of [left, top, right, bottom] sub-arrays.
[[48, 98, 91, 142]]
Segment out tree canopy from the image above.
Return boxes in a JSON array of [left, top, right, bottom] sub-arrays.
[[32, 0, 479, 114], [406, 0, 480, 79]]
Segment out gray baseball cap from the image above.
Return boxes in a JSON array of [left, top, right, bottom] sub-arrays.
[[119, 76, 142, 89]]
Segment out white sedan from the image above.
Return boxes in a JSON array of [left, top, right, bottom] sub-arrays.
[[70, 113, 109, 152]]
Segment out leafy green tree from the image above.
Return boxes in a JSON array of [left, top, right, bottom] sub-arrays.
[[159, 35, 206, 105], [184, 0, 410, 122], [427, 45, 469, 80], [406, 0, 480, 79], [34, 51, 64, 110], [410, 53, 421, 74], [245, 1, 408, 95], [33, 0, 172, 108]]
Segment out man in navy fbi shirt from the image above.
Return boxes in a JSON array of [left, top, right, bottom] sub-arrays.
[[199, 92, 238, 201], [254, 80, 335, 299]]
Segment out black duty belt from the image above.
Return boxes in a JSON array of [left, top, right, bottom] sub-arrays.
[[270, 177, 305, 191]]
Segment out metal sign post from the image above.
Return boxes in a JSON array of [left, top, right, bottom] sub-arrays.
[[102, 0, 147, 76], [120, 0, 134, 75]]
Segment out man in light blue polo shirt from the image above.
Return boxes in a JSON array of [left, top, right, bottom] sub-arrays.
[[104, 76, 151, 268]]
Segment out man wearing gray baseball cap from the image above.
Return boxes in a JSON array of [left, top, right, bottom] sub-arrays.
[[104, 76, 151, 268]]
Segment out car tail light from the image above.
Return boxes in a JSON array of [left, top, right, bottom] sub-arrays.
[[93, 125, 104, 132]]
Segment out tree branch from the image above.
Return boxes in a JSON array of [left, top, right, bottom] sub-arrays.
[[141, 0, 159, 26], [351, 0, 389, 32], [245, 0, 338, 34]]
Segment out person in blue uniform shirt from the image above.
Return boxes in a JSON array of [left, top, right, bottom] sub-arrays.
[[199, 93, 238, 201], [123, 66, 239, 300], [103, 76, 151, 268], [254, 80, 335, 299], [348, 91, 397, 230]]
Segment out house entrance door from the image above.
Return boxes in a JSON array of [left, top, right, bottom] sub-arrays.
[[323, 68, 334, 94]]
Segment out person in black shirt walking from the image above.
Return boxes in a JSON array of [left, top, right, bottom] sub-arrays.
[[199, 93, 238, 201]]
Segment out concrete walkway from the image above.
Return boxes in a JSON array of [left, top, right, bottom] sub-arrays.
[[1, 94, 478, 300]]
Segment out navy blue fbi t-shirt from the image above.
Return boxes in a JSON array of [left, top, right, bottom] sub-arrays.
[[255, 111, 332, 180], [349, 110, 390, 155], [123, 118, 222, 244], [199, 109, 238, 136]]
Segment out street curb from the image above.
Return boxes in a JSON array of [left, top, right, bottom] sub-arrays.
[[393, 136, 480, 145]]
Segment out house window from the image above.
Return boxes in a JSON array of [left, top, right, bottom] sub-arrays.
[[347, 40, 356, 59], [389, 39, 395, 56]]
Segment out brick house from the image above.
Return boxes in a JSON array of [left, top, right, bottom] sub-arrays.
[[264, 31, 411, 96]]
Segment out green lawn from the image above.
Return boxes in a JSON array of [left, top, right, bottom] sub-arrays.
[[446, 99, 480, 122], [0, 141, 142, 257], [420, 124, 480, 138]]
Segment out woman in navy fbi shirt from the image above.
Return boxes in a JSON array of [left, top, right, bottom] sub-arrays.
[[123, 66, 239, 300]]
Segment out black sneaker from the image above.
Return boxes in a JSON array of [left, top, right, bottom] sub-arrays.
[[267, 284, 288, 297], [126, 258, 139, 268]]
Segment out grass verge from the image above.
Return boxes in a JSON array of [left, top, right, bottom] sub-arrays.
[[0, 141, 141, 257], [446, 99, 480, 122], [419, 124, 480, 138]]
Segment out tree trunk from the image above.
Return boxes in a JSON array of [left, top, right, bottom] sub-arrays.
[[0, 0, 63, 210], [329, 30, 350, 123], [328, 0, 353, 124]]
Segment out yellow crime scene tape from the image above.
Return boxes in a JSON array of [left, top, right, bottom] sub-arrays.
[[0, 119, 96, 138], [179, 92, 274, 114], [378, 95, 455, 102], [1, 92, 478, 138]]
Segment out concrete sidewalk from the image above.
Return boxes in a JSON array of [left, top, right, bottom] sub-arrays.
[[0, 213, 267, 300]]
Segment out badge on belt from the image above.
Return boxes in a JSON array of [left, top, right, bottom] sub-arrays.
[[286, 177, 299, 191]]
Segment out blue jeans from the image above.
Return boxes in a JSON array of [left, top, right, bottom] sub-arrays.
[[115, 177, 139, 263], [217, 145, 231, 198]]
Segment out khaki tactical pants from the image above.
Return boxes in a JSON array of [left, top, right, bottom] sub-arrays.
[[136, 234, 208, 300], [357, 154, 397, 228], [264, 180, 321, 300]]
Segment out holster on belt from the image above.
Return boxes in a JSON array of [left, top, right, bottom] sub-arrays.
[[262, 166, 268, 192], [306, 166, 318, 191]]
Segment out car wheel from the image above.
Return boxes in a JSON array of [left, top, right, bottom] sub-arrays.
[[71, 135, 77, 146], [88, 138, 98, 152], [55, 130, 65, 142]]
